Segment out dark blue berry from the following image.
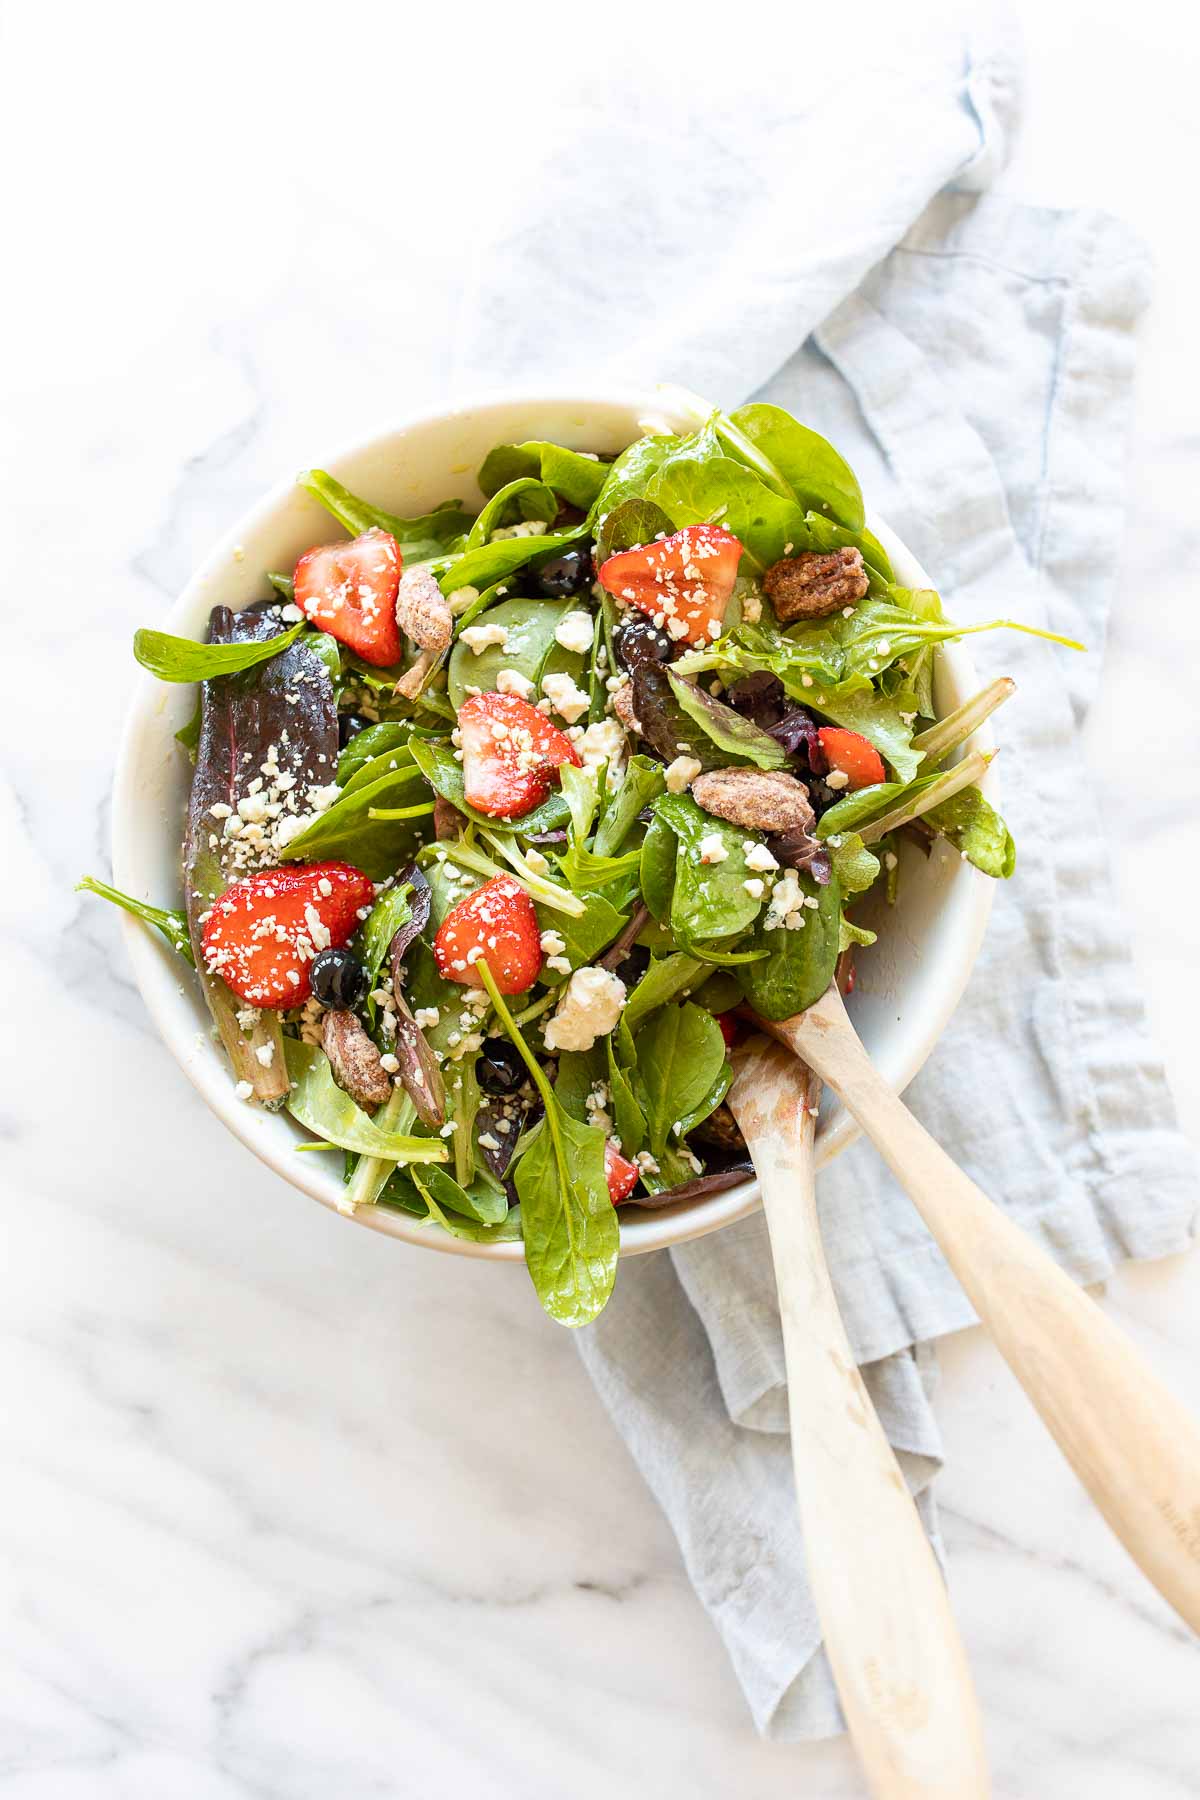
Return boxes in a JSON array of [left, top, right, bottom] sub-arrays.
[[476, 1036, 525, 1096], [310, 946, 368, 1009], [534, 545, 593, 598], [614, 616, 673, 671], [337, 712, 371, 748]]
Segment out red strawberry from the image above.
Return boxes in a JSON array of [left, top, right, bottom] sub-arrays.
[[294, 527, 402, 668], [604, 1141, 640, 1205], [817, 727, 886, 790], [201, 861, 374, 1008], [432, 875, 542, 994], [715, 1011, 740, 1052], [597, 523, 742, 647], [459, 691, 580, 820]]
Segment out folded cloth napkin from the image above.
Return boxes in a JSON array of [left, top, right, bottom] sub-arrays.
[[444, 1, 1199, 1739]]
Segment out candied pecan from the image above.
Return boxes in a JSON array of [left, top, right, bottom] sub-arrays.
[[321, 1008, 393, 1112], [762, 546, 869, 623], [691, 767, 815, 834], [396, 565, 453, 653], [610, 680, 642, 734], [433, 794, 466, 840]]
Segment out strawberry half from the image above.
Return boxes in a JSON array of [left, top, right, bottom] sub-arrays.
[[604, 1140, 640, 1205], [201, 861, 375, 1008], [597, 523, 742, 647], [432, 875, 542, 994], [817, 727, 886, 790], [458, 691, 580, 820], [294, 527, 402, 668]]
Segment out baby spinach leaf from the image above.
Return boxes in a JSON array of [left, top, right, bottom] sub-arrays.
[[654, 793, 763, 943], [479, 442, 609, 511], [464, 477, 559, 550], [646, 453, 806, 573], [593, 496, 676, 566], [76, 876, 195, 965], [439, 523, 587, 599], [337, 720, 413, 785], [675, 1060, 734, 1139], [133, 619, 305, 682], [341, 742, 417, 798], [298, 470, 474, 560], [403, 1170, 523, 1243], [633, 1002, 727, 1154], [639, 813, 678, 921], [534, 891, 627, 986], [740, 868, 843, 1021], [667, 672, 787, 770], [447, 594, 578, 710], [606, 1037, 646, 1155], [589, 435, 680, 519], [282, 1041, 448, 1161], [409, 736, 572, 836], [175, 700, 202, 760], [725, 402, 866, 532], [924, 786, 1016, 878], [356, 884, 412, 1003], [554, 1046, 606, 1121], [277, 764, 428, 878], [415, 1162, 508, 1226], [594, 754, 665, 857], [624, 951, 707, 1031]]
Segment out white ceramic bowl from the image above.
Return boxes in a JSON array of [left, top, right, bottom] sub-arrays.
[[111, 390, 996, 1261]]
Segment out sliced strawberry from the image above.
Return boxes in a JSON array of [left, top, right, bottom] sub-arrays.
[[294, 527, 402, 668], [597, 523, 742, 647], [458, 691, 581, 820], [817, 727, 886, 790], [604, 1140, 640, 1205], [715, 1011, 740, 1052], [432, 875, 542, 994], [201, 861, 374, 1008]]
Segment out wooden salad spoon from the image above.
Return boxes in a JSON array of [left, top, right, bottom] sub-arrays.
[[760, 982, 1200, 1635], [727, 1037, 991, 1799]]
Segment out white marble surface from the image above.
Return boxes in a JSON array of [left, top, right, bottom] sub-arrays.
[[4, 4, 1200, 1794]]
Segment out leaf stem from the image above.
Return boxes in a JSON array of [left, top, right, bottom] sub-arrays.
[[475, 962, 555, 1116], [857, 752, 991, 846], [912, 678, 1015, 766]]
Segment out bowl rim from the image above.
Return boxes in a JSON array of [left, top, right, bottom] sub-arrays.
[[110, 385, 996, 1263]]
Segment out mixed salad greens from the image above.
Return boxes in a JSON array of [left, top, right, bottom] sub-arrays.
[[81, 399, 1078, 1327]]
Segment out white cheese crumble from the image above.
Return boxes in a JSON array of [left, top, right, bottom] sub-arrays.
[[575, 719, 626, 778], [740, 594, 762, 623], [665, 754, 703, 794], [495, 667, 535, 699], [234, 1080, 255, 1101], [541, 671, 590, 724], [764, 870, 808, 932], [554, 609, 594, 654], [543, 966, 627, 1054], [743, 878, 765, 899], [824, 769, 850, 790], [698, 832, 728, 865], [254, 1043, 275, 1067], [490, 519, 549, 541], [414, 1006, 441, 1029], [743, 841, 779, 872], [539, 929, 567, 957], [460, 621, 509, 655]]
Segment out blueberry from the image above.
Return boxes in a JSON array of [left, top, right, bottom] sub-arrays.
[[614, 616, 673, 671], [534, 545, 593, 599], [476, 1036, 525, 1096], [337, 712, 371, 748], [309, 946, 368, 1009]]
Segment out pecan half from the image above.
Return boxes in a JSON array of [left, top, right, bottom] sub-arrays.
[[321, 1009, 393, 1112], [691, 767, 815, 834], [762, 546, 869, 623], [610, 680, 642, 734], [396, 565, 453, 653]]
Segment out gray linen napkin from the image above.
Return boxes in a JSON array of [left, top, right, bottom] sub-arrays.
[[577, 189, 1199, 1739]]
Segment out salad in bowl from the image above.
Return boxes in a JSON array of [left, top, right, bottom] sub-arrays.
[[85, 396, 1073, 1326]]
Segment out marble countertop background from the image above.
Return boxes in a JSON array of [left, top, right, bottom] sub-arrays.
[[4, 3, 1199, 1795]]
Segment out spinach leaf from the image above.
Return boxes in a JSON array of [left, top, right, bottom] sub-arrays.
[[806, 682, 922, 784], [298, 470, 473, 560], [409, 737, 572, 836], [667, 672, 787, 770], [624, 951, 707, 1031], [133, 620, 305, 682], [175, 700, 202, 760], [415, 1162, 508, 1227], [646, 453, 806, 573], [76, 875, 195, 965], [726, 402, 866, 532], [589, 435, 680, 519], [594, 754, 665, 857], [606, 1036, 646, 1155], [439, 523, 587, 599], [924, 785, 1016, 878], [464, 477, 559, 550], [740, 869, 843, 1021], [633, 1002, 727, 1154], [336, 720, 412, 784], [398, 1170, 523, 1243], [554, 1046, 606, 1121], [479, 442, 609, 511], [639, 813, 678, 921], [675, 1060, 733, 1138], [593, 496, 676, 566], [356, 884, 412, 1012], [447, 594, 580, 710], [340, 742, 417, 798], [654, 793, 763, 943], [277, 764, 429, 878], [283, 1041, 448, 1161], [478, 963, 618, 1328], [534, 891, 627, 986]]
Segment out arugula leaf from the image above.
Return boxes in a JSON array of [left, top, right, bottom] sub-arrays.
[[740, 869, 843, 1021], [667, 672, 787, 770], [76, 876, 195, 965], [593, 496, 676, 566], [337, 720, 413, 784], [298, 470, 473, 560], [924, 786, 1016, 878], [479, 441, 609, 511], [554, 765, 641, 894], [409, 737, 572, 837], [277, 764, 428, 878], [632, 1002, 727, 1154], [624, 951, 706, 1031], [725, 402, 866, 532], [447, 594, 581, 711], [463, 477, 559, 550], [133, 620, 305, 683], [282, 1041, 448, 1162], [654, 793, 763, 943], [477, 963, 618, 1328]]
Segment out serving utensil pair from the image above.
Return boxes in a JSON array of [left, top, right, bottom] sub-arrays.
[[728, 984, 1200, 1799]]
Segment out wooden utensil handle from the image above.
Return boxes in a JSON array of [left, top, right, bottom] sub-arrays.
[[729, 1043, 990, 1798], [768, 993, 1200, 1635]]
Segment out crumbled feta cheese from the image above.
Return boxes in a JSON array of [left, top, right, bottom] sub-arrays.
[[743, 841, 779, 872], [665, 754, 703, 794], [764, 870, 808, 932], [743, 878, 765, 899], [741, 593, 762, 623], [539, 929, 567, 957], [234, 1080, 255, 1101], [489, 519, 549, 541], [824, 769, 850, 790], [495, 667, 535, 699], [698, 832, 728, 865], [543, 966, 627, 1054], [254, 1043, 275, 1068], [460, 621, 509, 655], [634, 1150, 660, 1176], [478, 1131, 501, 1151], [553, 609, 595, 654], [524, 848, 550, 875], [884, 851, 898, 870], [547, 955, 572, 975], [575, 719, 626, 778], [541, 671, 590, 724], [379, 1052, 400, 1073]]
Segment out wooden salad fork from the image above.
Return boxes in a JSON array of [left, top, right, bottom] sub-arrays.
[[728, 1037, 991, 1799], [760, 982, 1200, 1635]]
